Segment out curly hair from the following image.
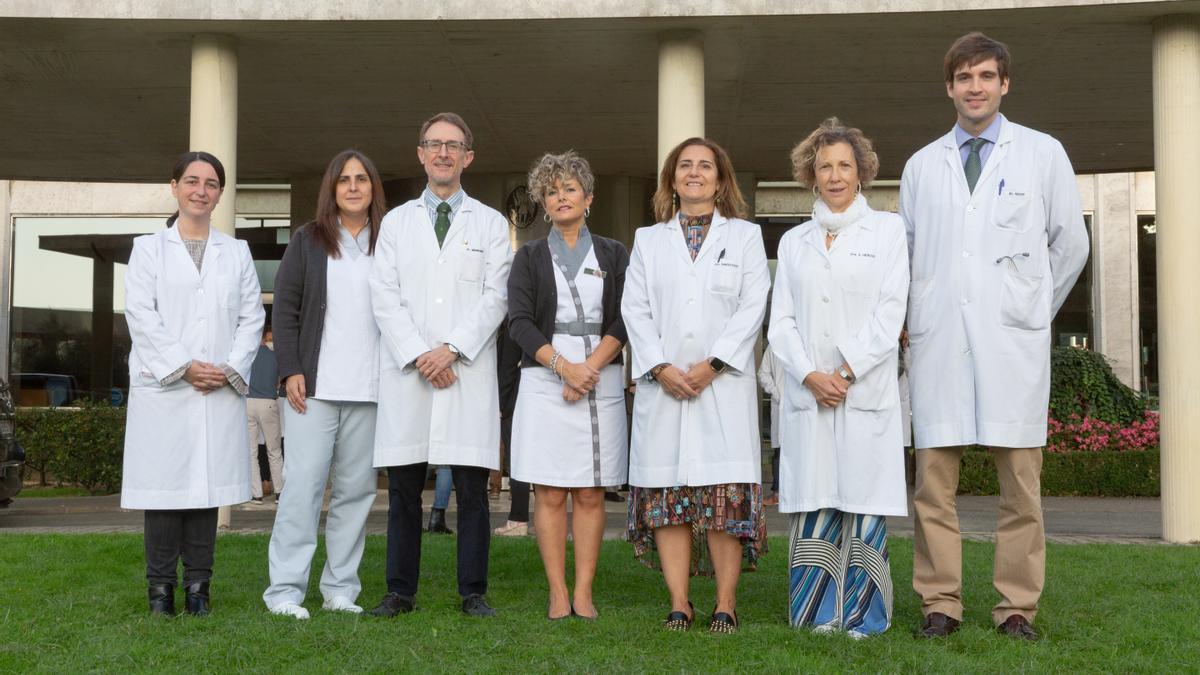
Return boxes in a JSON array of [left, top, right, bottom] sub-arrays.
[[526, 150, 596, 204], [789, 117, 880, 189]]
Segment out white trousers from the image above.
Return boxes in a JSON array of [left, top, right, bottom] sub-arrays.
[[247, 397, 284, 498], [263, 399, 378, 608]]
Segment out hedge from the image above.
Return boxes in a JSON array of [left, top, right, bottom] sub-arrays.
[[957, 446, 1160, 497], [15, 401, 124, 494]]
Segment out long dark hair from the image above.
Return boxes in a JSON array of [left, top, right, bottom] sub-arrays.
[[167, 151, 226, 227], [312, 150, 387, 258]]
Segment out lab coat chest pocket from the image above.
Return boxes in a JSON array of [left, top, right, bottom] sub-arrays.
[[999, 267, 1049, 331], [458, 248, 486, 284], [708, 260, 742, 296], [993, 191, 1038, 233], [216, 273, 239, 312]]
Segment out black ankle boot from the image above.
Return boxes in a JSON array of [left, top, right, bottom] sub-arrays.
[[427, 508, 454, 534], [184, 581, 210, 616], [148, 583, 175, 616]]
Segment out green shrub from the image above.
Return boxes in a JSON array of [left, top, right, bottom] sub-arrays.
[[1050, 346, 1147, 425], [958, 446, 1159, 497], [15, 401, 125, 494]]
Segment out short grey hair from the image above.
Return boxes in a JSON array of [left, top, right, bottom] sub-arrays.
[[526, 150, 595, 204]]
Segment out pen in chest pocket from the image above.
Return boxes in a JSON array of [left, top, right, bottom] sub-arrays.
[[717, 248, 726, 263]]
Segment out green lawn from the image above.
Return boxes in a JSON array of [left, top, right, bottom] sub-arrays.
[[1, 534, 1197, 672]]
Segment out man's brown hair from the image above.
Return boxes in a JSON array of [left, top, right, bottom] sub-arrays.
[[943, 32, 1011, 83], [418, 112, 474, 149]]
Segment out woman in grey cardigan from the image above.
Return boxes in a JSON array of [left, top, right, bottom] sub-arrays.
[[262, 150, 387, 619]]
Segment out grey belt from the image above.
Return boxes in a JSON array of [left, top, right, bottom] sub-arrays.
[[553, 321, 602, 336]]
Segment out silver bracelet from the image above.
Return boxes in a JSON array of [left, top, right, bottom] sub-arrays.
[[549, 351, 562, 378]]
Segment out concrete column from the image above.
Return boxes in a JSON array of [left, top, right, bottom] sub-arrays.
[[190, 34, 238, 236], [657, 32, 705, 170], [1092, 173, 1139, 388], [0, 181, 11, 382], [191, 34, 238, 527], [90, 260, 114, 402], [1152, 15, 1200, 543]]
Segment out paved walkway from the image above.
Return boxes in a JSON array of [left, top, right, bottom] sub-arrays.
[[0, 489, 1172, 545]]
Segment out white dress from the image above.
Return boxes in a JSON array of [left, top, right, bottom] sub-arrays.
[[511, 246, 628, 488]]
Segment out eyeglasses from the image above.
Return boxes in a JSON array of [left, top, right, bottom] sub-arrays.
[[420, 140, 470, 154]]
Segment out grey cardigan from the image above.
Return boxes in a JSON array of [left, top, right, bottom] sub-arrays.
[[272, 222, 334, 394]]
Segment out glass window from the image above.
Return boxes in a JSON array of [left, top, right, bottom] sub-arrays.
[[1051, 214, 1094, 349], [1137, 214, 1157, 396]]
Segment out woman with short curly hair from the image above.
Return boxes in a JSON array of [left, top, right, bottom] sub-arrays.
[[769, 118, 909, 637], [507, 150, 629, 620]]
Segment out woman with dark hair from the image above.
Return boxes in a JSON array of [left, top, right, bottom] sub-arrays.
[[507, 150, 629, 620], [122, 151, 265, 616], [770, 118, 908, 637], [262, 149, 387, 619], [621, 137, 771, 633]]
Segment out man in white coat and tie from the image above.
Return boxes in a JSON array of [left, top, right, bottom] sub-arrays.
[[367, 112, 512, 618], [900, 33, 1089, 641]]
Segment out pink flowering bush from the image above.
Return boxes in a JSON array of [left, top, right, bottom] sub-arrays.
[[1046, 409, 1160, 454]]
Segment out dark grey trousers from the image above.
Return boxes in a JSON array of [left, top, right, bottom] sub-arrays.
[[143, 508, 219, 585]]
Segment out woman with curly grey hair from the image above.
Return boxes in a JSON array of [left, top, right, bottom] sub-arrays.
[[506, 150, 629, 620], [768, 117, 909, 636]]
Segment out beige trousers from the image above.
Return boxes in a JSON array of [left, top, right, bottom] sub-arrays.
[[912, 445, 1045, 626], [247, 397, 284, 498]]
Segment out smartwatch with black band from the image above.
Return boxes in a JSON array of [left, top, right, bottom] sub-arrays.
[[709, 357, 728, 374]]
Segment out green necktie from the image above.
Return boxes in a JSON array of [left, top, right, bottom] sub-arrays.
[[964, 137, 987, 194], [434, 201, 451, 248]]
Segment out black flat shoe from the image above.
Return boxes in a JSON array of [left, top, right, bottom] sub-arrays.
[[462, 593, 496, 617], [184, 581, 210, 616], [367, 592, 415, 618], [148, 583, 175, 616], [710, 607, 738, 634], [664, 601, 694, 631], [427, 508, 454, 535]]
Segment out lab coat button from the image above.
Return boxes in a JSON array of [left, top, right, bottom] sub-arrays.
[[962, 250, 971, 258], [438, 259, 445, 264], [967, 205, 976, 213], [961, 299, 969, 306], [822, 296, 830, 303], [435, 298, 443, 304]]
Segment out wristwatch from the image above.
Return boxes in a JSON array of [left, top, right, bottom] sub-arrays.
[[709, 357, 728, 374], [837, 364, 856, 384], [649, 363, 669, 380], [446, 344, 462, 360]]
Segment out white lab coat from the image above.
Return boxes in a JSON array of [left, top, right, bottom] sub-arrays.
[[900, 115, 1090, 449], [370, 195, 512, 470], [757, 344, 785, 449], [767, 201, 909, 516], [121, 225, 265, 510], [622, 210, 770, 487]]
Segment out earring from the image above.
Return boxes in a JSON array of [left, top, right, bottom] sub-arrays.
[[811, 185, 820, 199], [585, 207, 591, 218], [543, 212, 551, 223], [855, 183, 862, 194], [672, 192, 680, 209], [715, 194, 722, 205]]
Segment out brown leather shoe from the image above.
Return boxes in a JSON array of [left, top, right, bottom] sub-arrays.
[[917, 612, 961, 638], [997, 614, 1039, 641]]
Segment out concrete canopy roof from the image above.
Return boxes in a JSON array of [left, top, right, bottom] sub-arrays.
[[1, 1, 1196, 184]]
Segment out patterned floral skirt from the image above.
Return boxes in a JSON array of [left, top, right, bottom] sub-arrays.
[[626, 483, 767, 576]]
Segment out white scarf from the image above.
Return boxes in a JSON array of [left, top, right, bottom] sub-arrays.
[[812, 193, 870, 235]]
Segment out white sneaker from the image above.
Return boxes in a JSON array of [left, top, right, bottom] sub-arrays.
[[492, 520, 529, 537], [812, 623, 839, 635], [322, 596, 364, 614], [847, 629, 869, 640], [269, 602, 310, 620]]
